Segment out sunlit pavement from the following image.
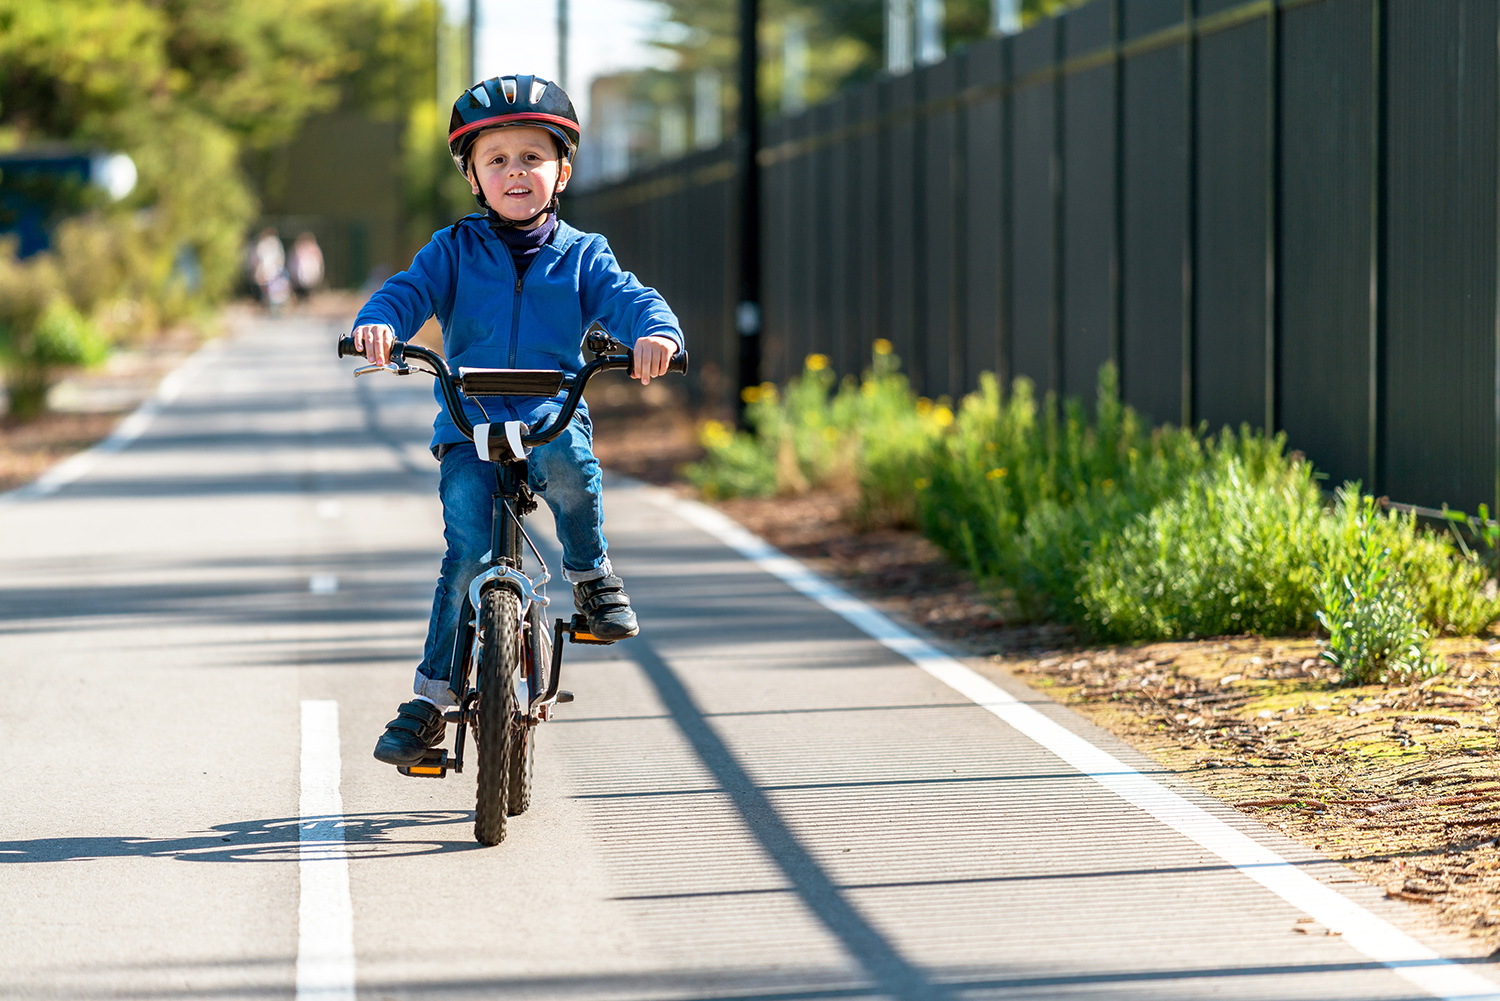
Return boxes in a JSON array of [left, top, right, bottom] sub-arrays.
[[1, 313, 1495, 1000]]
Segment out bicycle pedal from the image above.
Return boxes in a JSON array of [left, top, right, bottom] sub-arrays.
[[567, 614, 617, 645], [397, 749, 449, 779], [556, 690, 575, 704]]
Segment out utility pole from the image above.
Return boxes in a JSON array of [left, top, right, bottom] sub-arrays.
[[886, 0, 913, 74], [916, 0, 944, 65], [467, 0, 479, 83], [736, 0, 761, 422], [992, 0, 1021, 35], [557, 0, 569, 90]]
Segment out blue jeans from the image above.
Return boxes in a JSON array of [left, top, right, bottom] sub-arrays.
[[413, 415, 609, 707]]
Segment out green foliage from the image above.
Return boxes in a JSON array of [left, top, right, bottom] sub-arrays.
[[686, 348, 1500, 649], [1320, 489, 1500, 638], [682, 341, 945, 508], [1080, 448, 1326, 640], [1316, 494, 1443, 684], [0, 294, 108, 420]]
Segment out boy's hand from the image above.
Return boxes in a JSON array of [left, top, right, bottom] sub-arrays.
[[352, 323, 395, 366], [632, 335, 679, 386]]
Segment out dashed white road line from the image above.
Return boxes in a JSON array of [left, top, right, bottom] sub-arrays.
[[651, 488, 1500, 1001], [298, 700, 355, 1001]]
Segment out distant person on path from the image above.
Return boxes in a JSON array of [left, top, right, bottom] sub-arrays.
[[251, 227, 289, 315], [349, 74, 684, 766], [290, 232, 324, 302]]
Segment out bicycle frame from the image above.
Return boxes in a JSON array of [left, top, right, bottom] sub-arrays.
[[338, 325, 687, 781]]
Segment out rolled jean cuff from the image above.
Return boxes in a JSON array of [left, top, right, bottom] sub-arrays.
[[562, 557, 613, 585], [413, 673, 459, 710]]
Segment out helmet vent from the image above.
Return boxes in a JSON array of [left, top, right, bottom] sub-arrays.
[[468, 85, 490, 108], [530, 79, 548, 104], [500, 76, 517, 103]]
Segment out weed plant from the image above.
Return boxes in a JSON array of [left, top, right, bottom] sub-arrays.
[[1316, 494, 1443, 684]]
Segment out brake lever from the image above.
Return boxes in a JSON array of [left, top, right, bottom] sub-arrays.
[[353, 362, 411, 378]]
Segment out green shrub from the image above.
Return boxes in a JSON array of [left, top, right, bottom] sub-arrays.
[[1, 298, 110, 420], [1316, 496, 1443, 684], [684, 347, 1500, 646], [682, 341, 944, 508], [1320, 489, 1500, 637], [1079, 447, 1325, 640]]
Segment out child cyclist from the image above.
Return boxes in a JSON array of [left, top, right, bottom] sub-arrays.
[[350, 74, 684, 766]]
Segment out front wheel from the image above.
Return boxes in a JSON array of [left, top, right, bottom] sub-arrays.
[[474, 587, 521, 845]]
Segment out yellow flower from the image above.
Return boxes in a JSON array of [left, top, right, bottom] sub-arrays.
[[933, 405, 953, 427], [914, 477, 930, 490], [1102, 478, 1115, 491], [861, 381, 876, 397], [741, 386, 761, 404], [759, 381, 778, 402], [986, 467, 1007, 480], [915, 397, 932, 416], [822, 427, 839, 442], [873, 338, 893, 355], [700, 419, 733, 449], [805, 353, 829, 372]]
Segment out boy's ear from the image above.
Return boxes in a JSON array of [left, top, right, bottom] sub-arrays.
[[465, 164, 480, 195], [556, 159, 572, 193]]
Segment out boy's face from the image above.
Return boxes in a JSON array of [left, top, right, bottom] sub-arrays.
[[467, 126, 571, 227]]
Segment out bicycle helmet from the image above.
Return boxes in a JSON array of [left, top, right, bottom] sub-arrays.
[[448, 74, 580, 177]]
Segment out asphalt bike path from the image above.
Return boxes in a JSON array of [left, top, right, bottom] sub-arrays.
[[2, 314, 1497, 1000]]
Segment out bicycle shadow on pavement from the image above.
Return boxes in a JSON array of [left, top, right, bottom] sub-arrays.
[[0, 810, 483, 864]]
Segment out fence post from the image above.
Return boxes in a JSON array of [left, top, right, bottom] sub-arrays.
[[1265, 0, 1281, 435], [1183, 0, 1198, 429], [1368, 0, 1386, 493], [736, 0, 762, 426], [1052, 13, 1067, 399], [1111, 0, 1125, 392]]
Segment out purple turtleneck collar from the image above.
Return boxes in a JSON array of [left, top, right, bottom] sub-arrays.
[[488, 211, 557, 280]]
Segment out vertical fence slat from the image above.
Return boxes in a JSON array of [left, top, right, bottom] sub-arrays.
[[1194, 17, 1270, 433], [1382, 0, 1498, 513]]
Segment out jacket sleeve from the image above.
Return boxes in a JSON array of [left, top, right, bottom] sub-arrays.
[[577, 235, 685, 351], [350, 234, 457, 341]]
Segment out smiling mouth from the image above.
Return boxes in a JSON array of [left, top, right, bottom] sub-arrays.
[[506, 186, 531, 197]]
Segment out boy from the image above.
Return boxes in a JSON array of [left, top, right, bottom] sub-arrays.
[[350, 74, 683, 766]]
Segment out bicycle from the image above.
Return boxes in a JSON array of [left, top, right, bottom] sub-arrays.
[[337, 324, 688, 845]]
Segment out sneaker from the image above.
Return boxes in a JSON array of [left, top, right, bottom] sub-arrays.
[[573, 574, 639, 640], [373, 699, 447, 765]]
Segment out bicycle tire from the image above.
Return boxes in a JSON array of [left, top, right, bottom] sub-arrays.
[[508, 604, 546, 815], [474, 587, 520, 845], [508, 719, 533, 815]]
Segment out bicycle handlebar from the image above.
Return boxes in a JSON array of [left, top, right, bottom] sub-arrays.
[[336, 334, 688, 454]]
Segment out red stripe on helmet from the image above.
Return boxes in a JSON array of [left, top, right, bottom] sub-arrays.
[[448, 113, 578, 145]]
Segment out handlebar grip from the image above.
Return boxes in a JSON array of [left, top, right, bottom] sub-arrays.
[[668, 350, 690, 376], [337, 335, 358, 358]]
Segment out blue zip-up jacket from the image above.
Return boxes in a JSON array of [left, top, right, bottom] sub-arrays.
[[353, 215, 684, 451]]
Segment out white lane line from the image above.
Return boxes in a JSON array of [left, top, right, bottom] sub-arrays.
[[309, 574, 339, 594], [651, 489, 1500, 1001], [0, 338, 222, 504], [298, 700, 355, 1001]]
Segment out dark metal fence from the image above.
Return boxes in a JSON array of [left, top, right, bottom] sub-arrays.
[[568, 0, 1500, 517]]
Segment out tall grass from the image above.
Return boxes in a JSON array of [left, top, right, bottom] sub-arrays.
[[683, 349, 1500, 649]]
